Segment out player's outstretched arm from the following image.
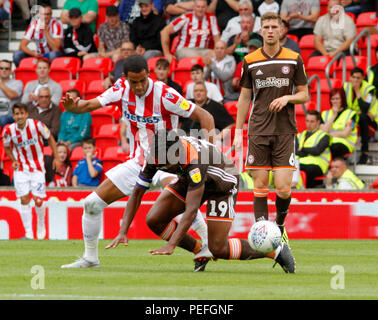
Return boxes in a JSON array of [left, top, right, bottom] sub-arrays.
[[189, 106, 216, 144], [233, 87, 252, 149], [105, 185, 147, 249], [47, 134, 61, 171], [150, 184, 204, 255], [61, 92, 102, 114], [4, 146, 19, 170]]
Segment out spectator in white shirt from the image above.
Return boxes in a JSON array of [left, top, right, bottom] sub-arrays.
[[185, 64, 223, 104], [204, 40, 237, 102]]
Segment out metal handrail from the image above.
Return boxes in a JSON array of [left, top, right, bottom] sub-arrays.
[[325, 51, 346, 90], [307, 74, 321, 112], [350, 29, 370, 69]]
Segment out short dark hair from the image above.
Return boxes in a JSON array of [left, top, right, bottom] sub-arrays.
[[0, 59, 12, 66], [67, 88, 81, 98], [123, 54, 149, 75], [12, 103, 28, 113], [155, 58, 170, 69], [106, 5, 119, 16], [36, 58, 50, 67], [190, 64, 204, 72], [82, 137, 96, 146], [306, 109, 321, 121], [350, 67, 364, 77]]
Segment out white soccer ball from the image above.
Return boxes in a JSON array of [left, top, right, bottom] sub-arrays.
[[248, 220, 282, 254]]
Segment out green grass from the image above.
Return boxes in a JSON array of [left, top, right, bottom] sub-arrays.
[[0, 239, 377, 300]]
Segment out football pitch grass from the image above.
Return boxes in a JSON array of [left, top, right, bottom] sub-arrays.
[[0, 239, 377, 300]]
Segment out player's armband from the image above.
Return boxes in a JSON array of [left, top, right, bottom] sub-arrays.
[[136, 175, 152, 189]]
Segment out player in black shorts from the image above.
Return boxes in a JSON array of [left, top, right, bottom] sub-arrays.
[[107, 130, 295, 273]]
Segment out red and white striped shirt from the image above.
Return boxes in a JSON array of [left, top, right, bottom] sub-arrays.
[[171, 12, 220, 50], [97, 78, 196, 165], [2, 119, 51, 173], [24, 18, 63, 55]]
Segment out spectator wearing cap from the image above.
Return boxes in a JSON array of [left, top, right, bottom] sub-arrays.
[[63, 8, 97, 61], [60, 0, 98, 33], [130, 0, 166, 61], [280, 19, 301, 54], [97, 5, 131, 63]]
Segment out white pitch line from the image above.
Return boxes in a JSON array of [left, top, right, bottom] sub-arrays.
[[0, 293, 190, 300]]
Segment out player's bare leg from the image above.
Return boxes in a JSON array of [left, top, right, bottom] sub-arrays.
[[19, 194, 33, 240], [250, 169, 270, 221], [61, 178, 125, 268]]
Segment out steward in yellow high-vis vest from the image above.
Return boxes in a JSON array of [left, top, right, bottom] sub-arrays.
[[343, 67, 378, 164], [326, 157, 364, 190], [296, 110, 331, 188], [321, 107, 357, 157]]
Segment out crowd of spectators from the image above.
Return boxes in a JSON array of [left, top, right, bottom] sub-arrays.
[[1, 0, 378, 189]]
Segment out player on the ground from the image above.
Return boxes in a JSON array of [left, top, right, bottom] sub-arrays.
[[233, 12, 309, 244], [60, 54, 215, 269], [106, 130, 295, 273], [2, 103, 59, 240]]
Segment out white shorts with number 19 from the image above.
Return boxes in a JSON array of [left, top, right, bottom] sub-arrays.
[[13, 170, 46, 198], [105, 158, 175, 195]]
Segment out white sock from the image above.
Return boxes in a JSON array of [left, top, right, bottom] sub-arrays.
[[82, 212, 102, 262], [35, 204, 45, 223], [82, 192, 107, 262], [20, 203, 33, 237], [191, 210, 208, 247]]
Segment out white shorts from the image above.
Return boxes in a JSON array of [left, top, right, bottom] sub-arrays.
[[105, 158, 176, 195], [13, 170, 46, 198]]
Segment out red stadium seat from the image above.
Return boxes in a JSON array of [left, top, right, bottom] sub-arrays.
[[298, 34, 315, 66], [306, 56, 333, 80], [0, 149, 13, 181], [361, 34, 378, 66], [96, 0, 117, 31], [50, 57, 81, 82], [356, 11, 378, 33], [13, 68, 38, 86], [18, 57, 39, 70], [369, 176, 378, 189], [172, 56, 204, 88], [77, 57, 114, 84], [59, 79, 86, 96], [84, 79, 105, 99], [286, 34, 298, 44], [224, 100, 238, 119], [90, 107, 115, 136], [93, 123, 121, 151], [345, 12, 356, 23], [335, 56, 367, 81], [319, 0, 328, 16], [310, 78, 342, 111], [102, 146, 129, 173]]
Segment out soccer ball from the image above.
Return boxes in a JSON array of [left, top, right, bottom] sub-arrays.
[[248, 220, 282, 254]]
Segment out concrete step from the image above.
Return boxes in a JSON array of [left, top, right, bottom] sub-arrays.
[[355, 165, 378, 175]]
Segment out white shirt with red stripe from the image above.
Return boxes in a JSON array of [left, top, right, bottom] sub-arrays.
[[97, 78, 196, 165], [2, 119, 51, 173], [23, 18, 63, 55], [171, 12, 220, 50]]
